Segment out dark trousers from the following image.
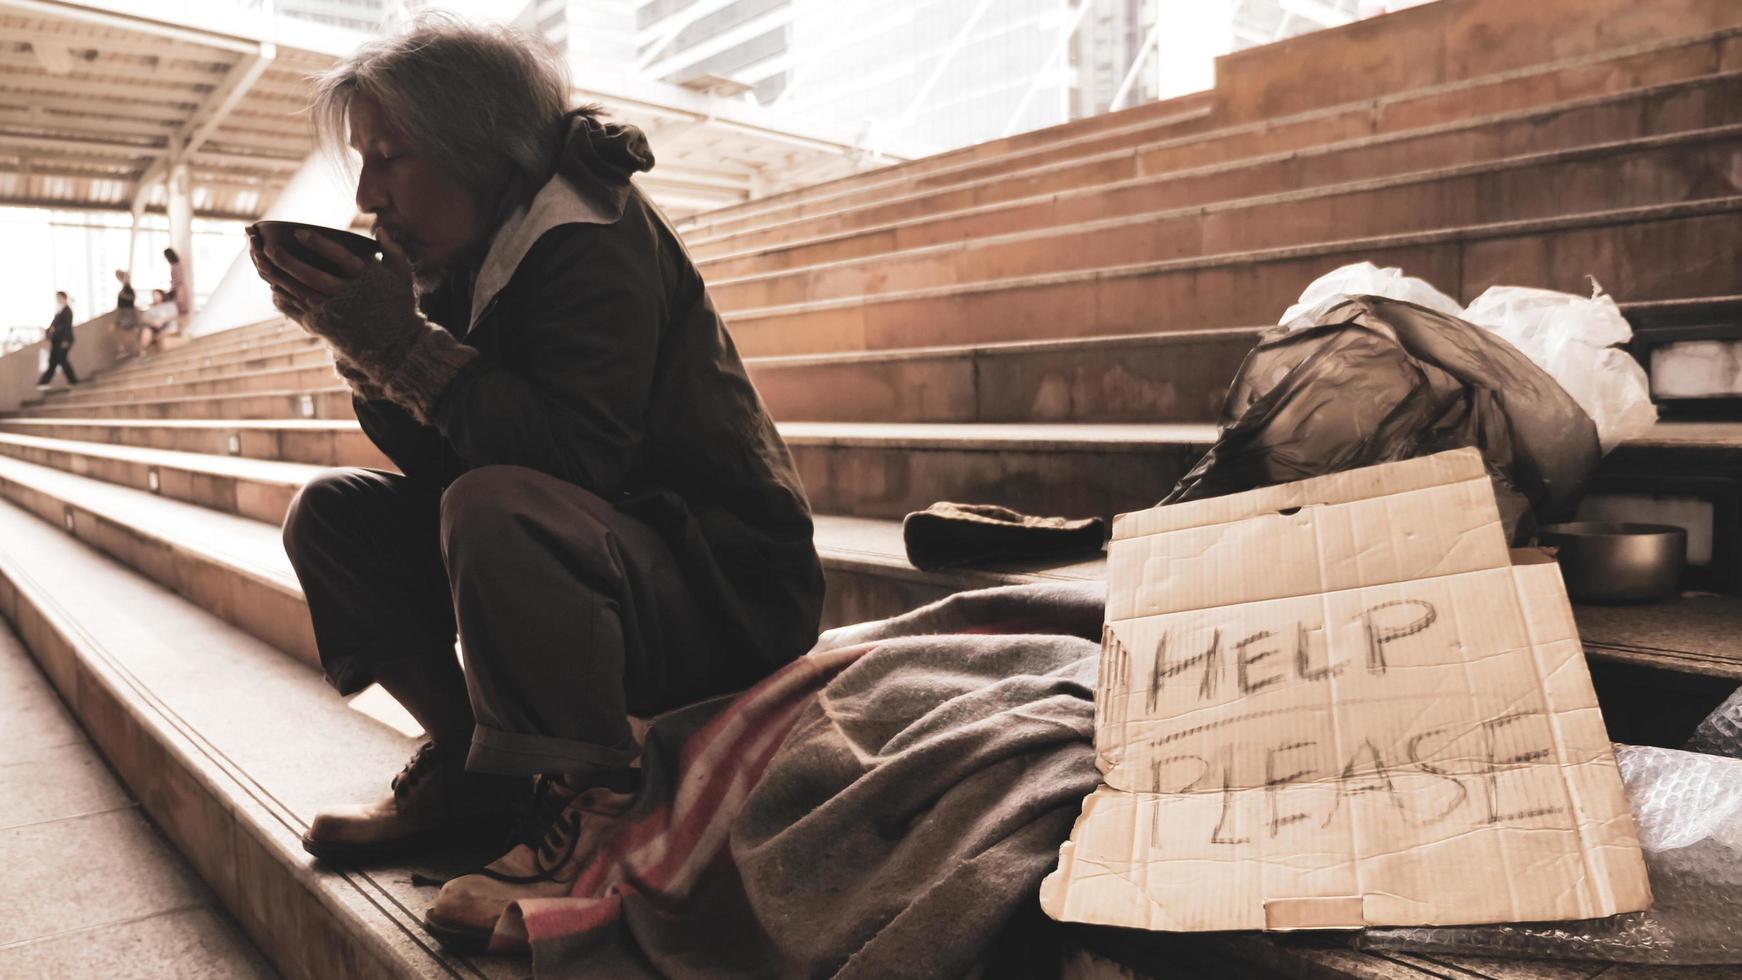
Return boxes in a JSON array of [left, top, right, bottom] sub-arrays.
[[38, 345, 76, 384], [281, 464, 720, 777]]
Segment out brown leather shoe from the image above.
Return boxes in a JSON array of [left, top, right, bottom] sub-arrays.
[[302, 741, 529, 864], [422, 776, 634, 951]]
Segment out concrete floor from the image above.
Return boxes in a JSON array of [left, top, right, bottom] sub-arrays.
[[0, 622, 277, 980]]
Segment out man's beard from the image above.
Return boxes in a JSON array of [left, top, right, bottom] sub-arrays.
[[411, 265, 445, 295], [375, 222, 443, 293]]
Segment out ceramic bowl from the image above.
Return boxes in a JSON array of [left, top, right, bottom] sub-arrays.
[[249, 221, 379, 277]]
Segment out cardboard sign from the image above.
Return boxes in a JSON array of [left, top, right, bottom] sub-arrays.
[[1039, 449, 1650, 932]]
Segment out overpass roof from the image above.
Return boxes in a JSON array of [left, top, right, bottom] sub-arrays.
[[0, 0, 902, 220]]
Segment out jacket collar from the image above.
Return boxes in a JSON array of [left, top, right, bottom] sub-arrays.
[[466, 172, 621, 331], [465, 114, 656, 331]]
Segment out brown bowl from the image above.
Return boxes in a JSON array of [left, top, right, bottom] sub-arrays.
[[248, 221, 378, 277], [1538, 522, 1687, 604]]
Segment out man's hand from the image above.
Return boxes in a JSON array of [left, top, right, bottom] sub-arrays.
[[247, 225, 356, 326], [247, 225, 476, 424], [248, 226, 425, 379]]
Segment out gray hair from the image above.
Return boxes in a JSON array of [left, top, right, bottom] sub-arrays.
[[311, 13, 585, 220]]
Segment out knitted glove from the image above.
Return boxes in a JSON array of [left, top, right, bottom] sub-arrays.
[[331, 352, 386, 402], [303, 260, 478, 423]]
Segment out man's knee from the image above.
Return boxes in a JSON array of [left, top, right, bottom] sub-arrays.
[[440, 465, 610, 563], [282, 468, 381, 561]]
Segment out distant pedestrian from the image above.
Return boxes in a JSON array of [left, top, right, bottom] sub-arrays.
[[37, 291, 78, 387], [165, 246, 191, 329], [139, 288, 176, 357], [114, 269, 140, 355], [115, 269, 137, 326]]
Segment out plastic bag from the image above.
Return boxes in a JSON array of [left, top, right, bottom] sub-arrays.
[[1357, 744, 1742, 965], [1278, 260, 1463, 330], [1166, 295, 1602, 544], [1462, 282, 1658, 453], [1686, 685, 1742, 760]]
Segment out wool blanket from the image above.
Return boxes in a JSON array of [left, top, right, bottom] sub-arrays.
[[496, 582, 1106, 978]]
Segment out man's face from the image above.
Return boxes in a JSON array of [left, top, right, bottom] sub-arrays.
[[348, 93, 483, 275]]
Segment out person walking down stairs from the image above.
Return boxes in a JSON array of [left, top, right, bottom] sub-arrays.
[[36, 290, 77, 388], [248, 14, 825, 953]]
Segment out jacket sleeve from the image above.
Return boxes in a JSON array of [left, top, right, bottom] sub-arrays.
[[354, 395, 454, 484], [427, 223, 663, 496]]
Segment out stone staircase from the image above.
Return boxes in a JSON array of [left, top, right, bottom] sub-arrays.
[[4, 2, 1742, 977]]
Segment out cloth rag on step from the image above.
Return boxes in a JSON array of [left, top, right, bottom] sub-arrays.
[[902, 502, 1106, 570]]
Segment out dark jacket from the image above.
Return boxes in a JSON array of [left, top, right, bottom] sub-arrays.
[[48, 306, 73, 348], [354, 118, 825, 686]]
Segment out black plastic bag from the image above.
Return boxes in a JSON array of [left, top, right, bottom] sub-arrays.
[[1165, 296, 1601, 543]]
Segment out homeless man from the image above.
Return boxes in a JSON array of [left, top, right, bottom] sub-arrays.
[[249, 17, 824, 947]]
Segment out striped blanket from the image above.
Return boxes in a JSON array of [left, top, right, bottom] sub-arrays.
[[498, 582, 1106, 978]]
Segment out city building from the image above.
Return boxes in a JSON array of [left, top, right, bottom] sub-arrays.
[[517, 0, 638, 70], [276, 0, 393, 34], [622, 0, 1436, 156]]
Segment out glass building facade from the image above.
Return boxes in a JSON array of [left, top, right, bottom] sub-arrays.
[[618, 0, 1434, 156]]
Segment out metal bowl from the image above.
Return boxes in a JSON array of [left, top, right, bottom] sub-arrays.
[[1538, 522, 1687, 604]]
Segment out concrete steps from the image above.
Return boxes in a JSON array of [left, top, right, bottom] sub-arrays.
[[42, 327, 1259, 428], [679, 95, 1216, 239], [31, 324, 315, 403], [785, 421, 1215, 521], [35, 361, 341, 409], [50, 337, 330, 390], [7, 384, 1742, 617], [0, 495, 526, 980], [748, 328, 1261, 424], [96, 321, 306, 378], [676, 93, 1217, 235], [48, 296, 1729, 433], [693, 70, 1742, 271], [4, 437, 1739, 693], [0, 432, 319, 524], [707, 126, 1742, 311], [682, 101, 1214, 241], [22, 387, 355, 421], [20, 298, 1710, 439], [0, 418, 390, 469], [1203, 0, 1742, 126], [17, 490, 1710, 980], [724, 197, 1742, 356], [0, 410, 1208, 523], [0, 453, 316, 669], [0, 447, 1043, 665], [681, 26, 1742, 248]]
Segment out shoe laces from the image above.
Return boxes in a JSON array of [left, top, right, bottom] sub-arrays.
[[389, 740, 442, 801], [487, 776, 585, 883]]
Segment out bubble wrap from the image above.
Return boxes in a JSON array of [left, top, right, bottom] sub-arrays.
[[1356, 743, 1742, 964]]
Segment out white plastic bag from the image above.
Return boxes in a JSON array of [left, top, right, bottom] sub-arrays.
[[1462, 282, 1658, 453], [1278, 260, 1463, 330]]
